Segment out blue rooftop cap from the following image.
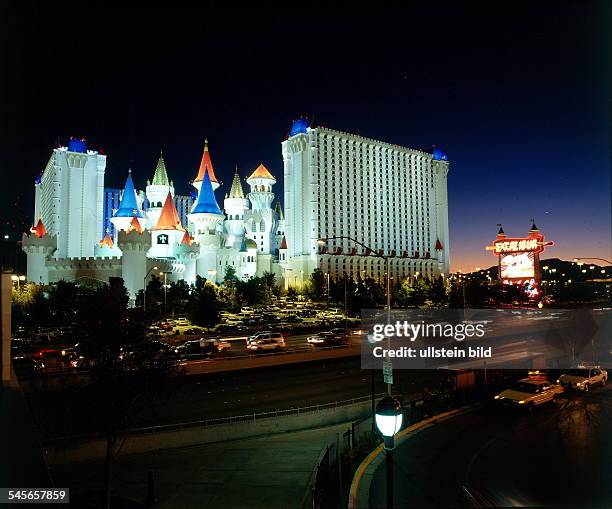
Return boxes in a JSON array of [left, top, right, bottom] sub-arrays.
[[431, 145, 448, 161], [289, 118, 309, 137], [191, 171, 222, 215], [68, 137, 87, 153], [114, 172, 144, 218]]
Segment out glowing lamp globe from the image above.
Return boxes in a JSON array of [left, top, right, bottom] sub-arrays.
[[375, 395, 403, 438]]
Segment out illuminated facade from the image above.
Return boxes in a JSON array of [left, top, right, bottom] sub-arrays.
[[23, 138, 285, 299], [282, 121, 450, 285]]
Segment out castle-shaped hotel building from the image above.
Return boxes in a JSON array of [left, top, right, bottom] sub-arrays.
[[22, 120, 450, 299]]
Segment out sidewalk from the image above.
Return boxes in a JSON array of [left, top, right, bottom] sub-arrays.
[[49, 422, 353, 509]]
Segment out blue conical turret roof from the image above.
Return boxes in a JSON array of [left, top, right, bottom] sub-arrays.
[[114, 171, 143, 218], [191, 171, 222, 215]]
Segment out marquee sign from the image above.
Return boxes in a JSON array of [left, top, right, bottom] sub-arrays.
[[484, 224, 554, 301]]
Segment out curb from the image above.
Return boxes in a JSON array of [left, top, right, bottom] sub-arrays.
[[348, 405, 479, 509]]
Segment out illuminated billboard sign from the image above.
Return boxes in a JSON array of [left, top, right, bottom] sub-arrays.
[[494, 238, 540, 254], [500, 252, 535, 279]]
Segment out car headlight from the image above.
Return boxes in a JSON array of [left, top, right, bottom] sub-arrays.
[[518, 400, 525, 404], [494, 395, 500, 400]]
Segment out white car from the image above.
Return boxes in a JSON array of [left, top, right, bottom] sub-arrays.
[[494, 378, 564, 410], [558, 367, 607, 391], [246, 334, 286, 352]]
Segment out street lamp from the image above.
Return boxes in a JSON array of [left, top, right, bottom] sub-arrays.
[[160, 271, 171, 315], [375, 395, 403, 509], [325, 272, 330, 309], [143, 266, 159, 313], [318, 235, 393, 398]]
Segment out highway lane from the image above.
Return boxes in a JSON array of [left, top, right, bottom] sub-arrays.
[[23, 357, 446, 439], [369, 384, 612, 508]]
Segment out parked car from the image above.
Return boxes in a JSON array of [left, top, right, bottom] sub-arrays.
[[183, 327, 205, 336], [558, 367, 607, 391]]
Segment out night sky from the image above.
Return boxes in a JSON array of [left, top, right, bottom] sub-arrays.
[[1, 2, 609, 271]]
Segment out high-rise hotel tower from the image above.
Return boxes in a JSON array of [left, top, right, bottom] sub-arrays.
[[282, 120, 450, 285]]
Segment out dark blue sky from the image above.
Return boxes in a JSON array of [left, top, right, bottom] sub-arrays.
[[1, 2, 609, 270]]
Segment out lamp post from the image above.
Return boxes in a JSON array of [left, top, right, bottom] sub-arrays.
[[375, 395, 403, 509], [318, 235, 392, 397], [325, 272, 330, 309], [143, 266, 159, 313], [160, 271, 171, 316]]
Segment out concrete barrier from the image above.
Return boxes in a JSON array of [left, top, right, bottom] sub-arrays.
[[45, 398, 373, 465]]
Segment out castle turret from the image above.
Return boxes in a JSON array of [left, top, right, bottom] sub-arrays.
[[22, 219, 57, 284], [223, 167, 249, 248], [174, 231, 200, 285], [244, 164, 276, 255], [239, 237, 258, 280], [193, 139, 220, 193], [145, 152, 174, 228], [188, 171, 224, 281], [117, 227, 152, 300], [94, 228, 122, 258], [111, 170, 145, 233], [149, 192, 185, 258]]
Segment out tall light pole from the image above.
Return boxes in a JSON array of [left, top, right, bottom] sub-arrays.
[[143, 266, 159, 313], [325, 272, 330, 309], [160, 271, 171, 316], [573, 257, 612, 265], [318, 236, 394, 396]]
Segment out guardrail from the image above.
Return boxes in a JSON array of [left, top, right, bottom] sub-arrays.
[[44, 392, 388, 444]]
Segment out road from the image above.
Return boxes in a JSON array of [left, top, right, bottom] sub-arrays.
[[369, 384, 612, 507], [23, 357, 446, 439]]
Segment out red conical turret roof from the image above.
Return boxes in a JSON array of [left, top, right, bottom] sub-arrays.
[[155, 192, 185, 231], [100, 230, 114, 247], [181, 230, 193, 246], [435, 239, 443, 251], [280, 236, 287, 249], [195, 139, 219, 184], [31, 219, 47, 238], [128, 215, 143, 234]]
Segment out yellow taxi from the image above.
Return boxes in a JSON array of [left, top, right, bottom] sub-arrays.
[[494, 378, 564, 411]]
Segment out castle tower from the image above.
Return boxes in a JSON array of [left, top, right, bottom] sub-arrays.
[[223, 167, 249, 248], [94, 228, 122, 258], [188, 171, 224, 282], [117, 227, 152, 300], [111, 170, 145, 233], [21, 219, 56, 284], [145, 152, 174, 229], [149, 192, 185, 258], [33, 138, 106, 259], [245, 164, 276, 255], [174, 231, 200, 285], [193, 139, 220, 193]]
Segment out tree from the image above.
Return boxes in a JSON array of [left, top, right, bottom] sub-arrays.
[[188, 280, 221, 329], [396, 277, 429, 307], [308, 269, 326, 301], [261, 272, 276, 304], [223, 265, 238, 285], [167, 280, 191, 315], [427, 275, 448, 307]]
